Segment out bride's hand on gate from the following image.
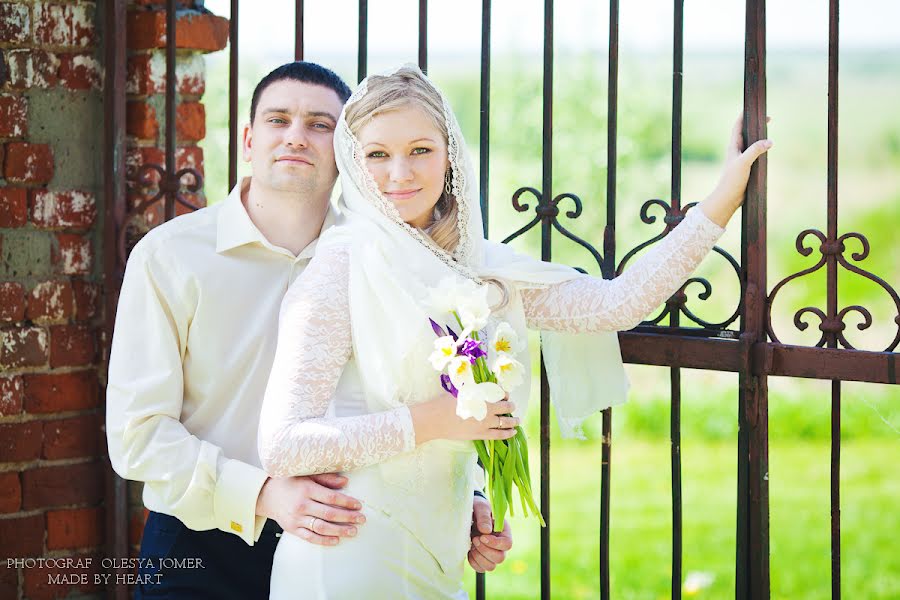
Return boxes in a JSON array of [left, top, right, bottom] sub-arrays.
[[697, 115, 773, 228], [410, 393, 519, 445]]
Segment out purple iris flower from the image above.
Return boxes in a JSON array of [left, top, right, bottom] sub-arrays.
[[457, 338, 487, 363], [446, 326, 459, 342], [440, 374, 458, 397], [429, 318, 447, 337]]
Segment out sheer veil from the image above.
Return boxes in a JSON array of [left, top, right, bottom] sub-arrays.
[[318, 64, 629, 438]]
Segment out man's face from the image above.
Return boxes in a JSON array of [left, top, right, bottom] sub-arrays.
[[242, 80, 343, 198]]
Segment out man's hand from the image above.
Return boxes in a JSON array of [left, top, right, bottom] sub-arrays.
[[468, 495, 513, 572], [256, 474, 365, 546]]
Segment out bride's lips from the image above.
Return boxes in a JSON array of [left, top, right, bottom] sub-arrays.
[[383, 188, 421, 200]]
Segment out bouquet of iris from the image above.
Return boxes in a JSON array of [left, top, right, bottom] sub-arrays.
[[427, 276, 545, 532]]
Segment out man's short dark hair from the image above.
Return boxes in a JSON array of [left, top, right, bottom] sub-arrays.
[[250, 61, 352, 124]]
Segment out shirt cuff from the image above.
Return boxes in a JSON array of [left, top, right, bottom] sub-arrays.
[[213, 459, 270, 546]]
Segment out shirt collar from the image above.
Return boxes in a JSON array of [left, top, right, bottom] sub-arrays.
[[216, 177, 336, 258]]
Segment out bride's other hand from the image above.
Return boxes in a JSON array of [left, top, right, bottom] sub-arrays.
[[468, 495, 513, 572], [256, 473, 365, 546], [698, 115, 773, 228], [410, 393, 519, 445]]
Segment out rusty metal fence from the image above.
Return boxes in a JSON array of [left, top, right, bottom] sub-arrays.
[[102, 1, 900, 599]]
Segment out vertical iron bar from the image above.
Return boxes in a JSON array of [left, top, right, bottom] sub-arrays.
[[738, 0, 770, 597], [228, 0, 238, 191], [418, 0, 427, 73], [827, 1, 841, 596], [103, 0, 127, 597], [165, 0, 176, 221], [358, 0, 368, 82], [295, 0, 304, 61], [600, 1, 619, 598], [540, 1, 554, 598], [476, 4, 492, 592], [479, 0, 491, 239], [670, 2, 685, 598]]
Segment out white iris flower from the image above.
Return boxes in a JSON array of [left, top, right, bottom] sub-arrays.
[[490, 322, 524, 357], [492, 354, 525, 392], [448, 355, 476, 388], [429, 335, 458, 371], [456, 381, 505, 421]]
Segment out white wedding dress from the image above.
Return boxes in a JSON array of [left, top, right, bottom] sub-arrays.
[[259, 207, 725, 599]]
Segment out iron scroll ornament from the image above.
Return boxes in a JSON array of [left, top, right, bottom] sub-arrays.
[[766, 228, 900, 351], [615, 199, 743, 331], [500, 190, 743, 332], [120, 163, 204, 267], [501, 186, 605, 275]]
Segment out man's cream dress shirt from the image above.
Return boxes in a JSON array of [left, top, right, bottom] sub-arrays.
[[107, 178, 328, 545]]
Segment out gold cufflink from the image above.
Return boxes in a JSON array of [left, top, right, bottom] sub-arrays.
[[230, 521, 243, 533]]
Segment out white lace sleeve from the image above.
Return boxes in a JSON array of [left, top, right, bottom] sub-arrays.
[[522, 207, 726, 333], [258, 245, 416, 478]]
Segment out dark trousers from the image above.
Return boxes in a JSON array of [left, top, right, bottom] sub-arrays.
[[134, 511, 282, 600]]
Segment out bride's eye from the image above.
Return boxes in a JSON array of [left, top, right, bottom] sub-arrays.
[[411, 147, 431, 155], [367, 150, 387, 159]]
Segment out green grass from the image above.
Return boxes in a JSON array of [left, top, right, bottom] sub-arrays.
[[463, 437, 900, 599]]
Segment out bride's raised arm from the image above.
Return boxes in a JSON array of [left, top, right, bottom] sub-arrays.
[[521, 115, 772, 334], [521, 204, 726, 333], [258, 244, 417, 478]]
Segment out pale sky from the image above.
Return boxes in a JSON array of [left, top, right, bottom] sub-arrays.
[[204, 0, 899, 64]]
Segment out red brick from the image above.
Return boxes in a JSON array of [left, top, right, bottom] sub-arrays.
[[0, 187, 28, 227], [0, 325, 49, 369], [30, 189, 97, 230], [42, 414, 101, 460], [176, 101, 205, 141], [0, 514, 43, 558], [21, 461, 104, 509], [24, 371, 99, 413], [4, 142, 54, 185], [26, 280, 74, 323], [22, 552, 100, 599], [72, 280, 99, 321], [33, 2, 96, 48], [128, 10, 229, 52], [0, 3, 31, 46], [127, 52, 206, 96], [0, 281, 26, 322], [0, 421, 43, 462], [46, 507, 104, 550], [0, 94, 27, 138], [49, 324, 96, 367], [58, 53, 103, 90], [52, 233, 92, 275], [3, 49, 61, 90], [126, 100, 158, 140], [0, 472, 22, 513], [0, 375, 24, 415]]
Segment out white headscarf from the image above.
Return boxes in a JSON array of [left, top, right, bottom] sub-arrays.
[[319, 64, 628, 438]]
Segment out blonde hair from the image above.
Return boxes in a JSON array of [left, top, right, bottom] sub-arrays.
[[345, 67, 460, 254]]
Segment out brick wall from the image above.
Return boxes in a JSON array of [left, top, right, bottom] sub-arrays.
[[0, 1, 226, 598]]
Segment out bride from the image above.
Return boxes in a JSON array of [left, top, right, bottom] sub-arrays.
[[259, 64, 771, 598]]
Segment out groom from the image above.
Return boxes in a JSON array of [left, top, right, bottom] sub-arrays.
[[107, 61, 512, 599]]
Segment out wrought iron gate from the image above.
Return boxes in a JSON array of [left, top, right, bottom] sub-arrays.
[[102, 1, 900, 598]]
